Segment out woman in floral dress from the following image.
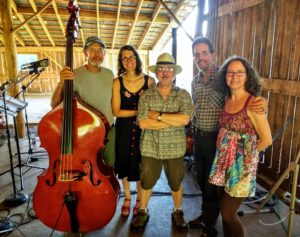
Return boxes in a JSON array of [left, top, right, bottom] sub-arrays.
[[112, 45, 154, 216], [209, 56, 272, 237]]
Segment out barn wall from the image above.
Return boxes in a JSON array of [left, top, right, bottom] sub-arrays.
[[0, 47, 150, 94], [207, 0, 300, 200]]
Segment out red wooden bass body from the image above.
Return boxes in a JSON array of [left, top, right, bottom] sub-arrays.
[[32, 1, 119, 233]]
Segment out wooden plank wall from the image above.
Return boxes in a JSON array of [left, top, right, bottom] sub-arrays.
[[207, 0, 300, 200], [0, 47, 150, 94]]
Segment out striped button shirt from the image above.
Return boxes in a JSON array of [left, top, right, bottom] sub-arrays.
[[191, 65, 224, 132]]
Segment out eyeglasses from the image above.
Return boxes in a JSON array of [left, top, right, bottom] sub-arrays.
[[121, 55, 136, 62], [88, 47, 104, 54], [156, 67, 175, 73], [226, 70, 246, 78], [193, 51, 210, 58]]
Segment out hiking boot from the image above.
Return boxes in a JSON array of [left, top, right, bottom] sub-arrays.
[[189, 214, 204, 229], [171, 209, 188, 231], [130, 209, 149, 233]]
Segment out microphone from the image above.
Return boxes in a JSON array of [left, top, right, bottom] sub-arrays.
[[21, 58, 49, 70]]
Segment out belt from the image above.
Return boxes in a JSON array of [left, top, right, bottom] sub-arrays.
[[194, 127, 218, 137]]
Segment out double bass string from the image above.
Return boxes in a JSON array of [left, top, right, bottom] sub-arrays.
[[60, 79, 74, 181]]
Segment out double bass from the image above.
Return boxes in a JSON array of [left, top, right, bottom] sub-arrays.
[[33, 1, 120, 233]]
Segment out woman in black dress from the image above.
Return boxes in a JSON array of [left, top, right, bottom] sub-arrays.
[[112, 45, 154, 216]]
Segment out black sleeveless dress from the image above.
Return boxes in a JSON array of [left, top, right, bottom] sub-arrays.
[[115, 75, 149, 181]]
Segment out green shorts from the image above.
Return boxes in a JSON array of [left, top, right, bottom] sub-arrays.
[[140, 156, 185, 192]]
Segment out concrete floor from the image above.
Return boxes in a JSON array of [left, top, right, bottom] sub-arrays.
[[0, 95, 299, 237]]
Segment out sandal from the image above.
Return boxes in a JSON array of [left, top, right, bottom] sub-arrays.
[[133, 199, 140, 215], [121, 198, 131, 217]]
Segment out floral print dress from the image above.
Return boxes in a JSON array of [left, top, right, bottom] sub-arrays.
[[209, 95, 259, 197]]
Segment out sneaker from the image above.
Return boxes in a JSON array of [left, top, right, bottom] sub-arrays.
[[130, 209, 149, 233], [171, 209, 188, 231], [189, 214, 204, 229]]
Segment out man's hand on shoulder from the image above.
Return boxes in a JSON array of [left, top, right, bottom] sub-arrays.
[[248, 96, 268, 114]]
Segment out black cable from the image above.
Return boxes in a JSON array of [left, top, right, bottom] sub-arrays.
[[119, 190, 201, 199]]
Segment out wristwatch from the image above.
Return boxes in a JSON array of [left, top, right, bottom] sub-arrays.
[[157, 112, 162, 121]]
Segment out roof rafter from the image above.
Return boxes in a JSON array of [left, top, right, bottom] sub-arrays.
[[137, 2, 162, 49], [112, 0, 122, 49], [1, 0, 197, 50], [153, 0, 192, 50], [96, 0, 100, 37], [17, 7, 170, 24], [11, 1, 41, 46], [126, 0, 144, 44], [27, 0, 55, 46], [0, 26, 25, 46], [52, 0, 65, 35]]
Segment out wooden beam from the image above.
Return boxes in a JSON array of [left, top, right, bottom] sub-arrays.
[[0, 46, 150, 55], [126, 0, 144, 44], [77, 17, 85, 48], [11, 1, 41, 46], [194, 0, 205, 38], [0, 0, 25, 137], [13, 0, 53, 33], [0, 27, 25, 46], [262, 78, 300, 97], [17, 6, 170, 24], [112, 0, 122, 49], [42, 52, 63, 69], [137, 2, 162, 49], [159, 0, 193, 40], [97, 0, 100, 37], [14, 32, 25, 46], [52, 0, 65, 35], [27, 0, 55, 46], [152, 0, 190, 50], [218, 0, 264, 17]]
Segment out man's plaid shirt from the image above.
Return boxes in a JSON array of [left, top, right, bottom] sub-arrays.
[[191, 65, 224, 132]]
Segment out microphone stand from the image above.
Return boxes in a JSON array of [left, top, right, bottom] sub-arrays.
[[0, 76, 28, 207], [15, 68, 47, 169]]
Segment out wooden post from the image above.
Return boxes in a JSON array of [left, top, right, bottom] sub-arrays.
[[194, 0, 205, 38], [193, 0, 206, 76], [0, 0, 25, 138], [172, 28, 177, 85]]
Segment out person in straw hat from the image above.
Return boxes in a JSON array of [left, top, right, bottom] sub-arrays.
[[130, 53, 193, 233]]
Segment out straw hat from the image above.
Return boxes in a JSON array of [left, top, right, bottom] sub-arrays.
[[148, 53, 182, 74]]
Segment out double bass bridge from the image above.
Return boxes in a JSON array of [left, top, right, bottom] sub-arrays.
[[59, 170, 87, 182]]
